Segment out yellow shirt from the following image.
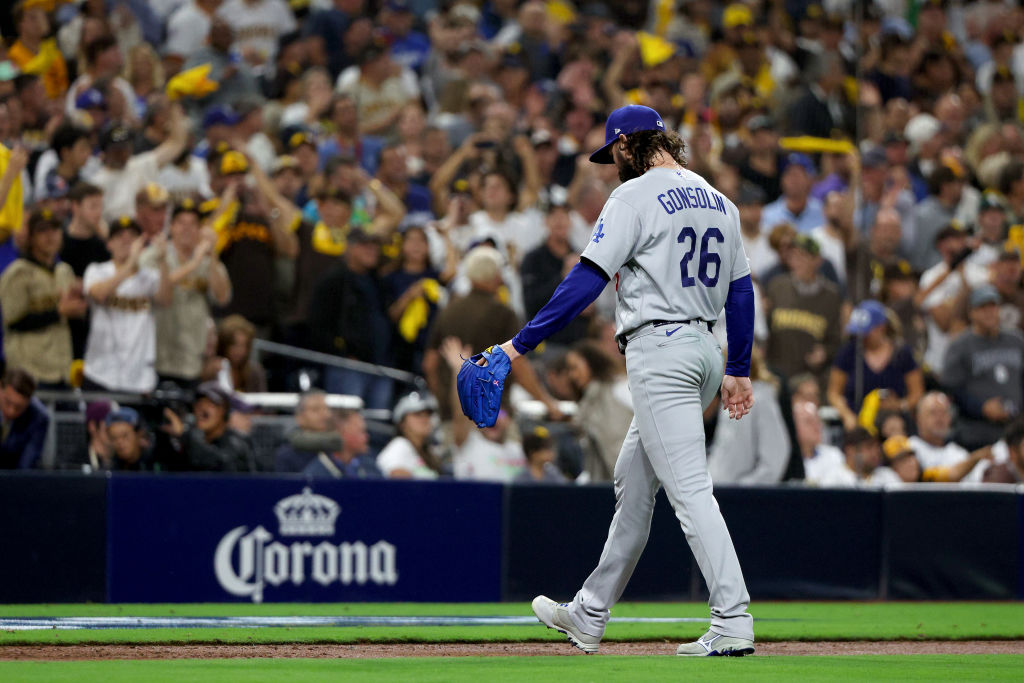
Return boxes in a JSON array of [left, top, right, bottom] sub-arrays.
[[8, 39, 69, 100]]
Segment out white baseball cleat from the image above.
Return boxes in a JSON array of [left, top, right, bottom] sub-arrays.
[[531, 595, 601, 654], [676, 629, 755, 657]]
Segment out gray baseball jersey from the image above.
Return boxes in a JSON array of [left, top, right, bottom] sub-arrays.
[[581, 167, 750, 336], [563, 165, 755, 646]]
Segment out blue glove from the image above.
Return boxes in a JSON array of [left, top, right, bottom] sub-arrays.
[[457, 346, 512, 428]]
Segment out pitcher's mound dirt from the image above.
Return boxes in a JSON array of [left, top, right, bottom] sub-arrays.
[[3, 641, 1024, 660]]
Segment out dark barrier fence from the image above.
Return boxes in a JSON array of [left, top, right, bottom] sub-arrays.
[[0, 474, 107, 603], [0, 473, 1021, 603]]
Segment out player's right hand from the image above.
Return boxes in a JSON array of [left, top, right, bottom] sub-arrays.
[[721, 376, 754, 420]]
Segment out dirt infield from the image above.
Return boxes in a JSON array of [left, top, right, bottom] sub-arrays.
[[3, 641, 1024, 660]]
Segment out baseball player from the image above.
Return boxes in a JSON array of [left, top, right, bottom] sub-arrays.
[[482, 105, 757, 656]]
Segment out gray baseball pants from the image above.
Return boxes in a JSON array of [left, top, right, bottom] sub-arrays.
[[568, 323, 754, 640]]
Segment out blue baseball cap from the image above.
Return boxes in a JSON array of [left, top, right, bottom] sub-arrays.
[[75, 88, 105, 110], [105, 407, 140, 428], [781, 152, 816, 176], [589, 105, 666, 164], [202, 105, 240, 130], [846, 300, 888, 335]]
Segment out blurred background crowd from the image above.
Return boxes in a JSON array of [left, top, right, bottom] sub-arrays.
[[0, 0, 1023, 486]]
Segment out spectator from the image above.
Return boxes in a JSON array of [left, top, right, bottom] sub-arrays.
[[764, 235, 842, 389], [160, 381, 255, 471], [82, 216, 171, 392], [164, 0, 221, 72], [792, 400, 843, 485], [61, 400, 114, 471], [66, 35, 137, 122], [143, 199, 232, 390], [335, 35, 420, 137], [214, 315, 267, 393], [307, 228, 393, 410], [134, 182, 171, 244], [182, 17, 261, 110], [274, 391, 337, 473], [817, 427, 897, 487], [759, 153, 825, 235], [909, 165, 967, 272], [62, 183, 110, 278], [848, 208, 907, 302], [789, 373, 821, 406], [880, 263, 926, 365], [563, 339, 632, 483], [980, 418, 1024, 483], [882, 434, 990, 484], [786, 52, 853, 139], [376, 391, 442, 479], [85, 104, 189, 222], [964, 194, 1011, 289], [40, 124, 92, 205], [708, 350, 790, 485], [0, 367, 49, 470], [384, 225, 456, 375], [105, 407, 158, 471], [216, 0, 296, 70], [909, 391, 996, 477], [810, 189, 858, 291], [520, 201, 594, 348], [917, 224, 970, 376], [318, 94, 385, 175], [738, 115, 782, 203], [424, 246, 561, 420], [991, 250, 1024, 334], [303, 407, 382, 479], [0, 210, 87, 387], [942, 285, 1024, 450], [303, 0, 363, 77], [62, 182, 111, 360], [514, 426, 568, 484], [735, 182, 774, 283], [828, 300, 924, 431], [8, 1, 68, 100]]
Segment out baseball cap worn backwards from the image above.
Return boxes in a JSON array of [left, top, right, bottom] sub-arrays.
[[590, 105, 666, 164]]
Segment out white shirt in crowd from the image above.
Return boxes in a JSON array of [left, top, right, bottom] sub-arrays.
[[82, 262, 161, 393], [376, 436, 439, 480], [908, 436, 969, 471], [801, 444, 845, 485], [741, 230, 778, 285], [216, 0, 296, 66], [809, 224, 847, 288], [817, 460, 902, 488], [452, 431, 526, 483], [158, 155, 213, 201], [85, 151, 162, 222], [165, 1, 214, 61]]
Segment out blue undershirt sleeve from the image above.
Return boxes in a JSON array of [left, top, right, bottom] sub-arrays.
[[511, 259, 609, 355], [724, 273, 754, 377]]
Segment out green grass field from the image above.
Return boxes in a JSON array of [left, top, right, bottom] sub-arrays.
[[2, 602, 1023, 681]]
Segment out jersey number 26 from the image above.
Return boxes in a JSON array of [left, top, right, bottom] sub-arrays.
[[678, 226, 723, 288]]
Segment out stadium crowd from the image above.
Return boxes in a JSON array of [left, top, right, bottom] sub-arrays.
[[0, 0, 1023, 486]]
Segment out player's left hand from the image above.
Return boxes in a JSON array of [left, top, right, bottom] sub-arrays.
[[721, 375, 754, 420]]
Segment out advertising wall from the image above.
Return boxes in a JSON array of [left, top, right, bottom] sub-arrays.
[[1, 473, 1021, 603], [106, 477, 504, 603]]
